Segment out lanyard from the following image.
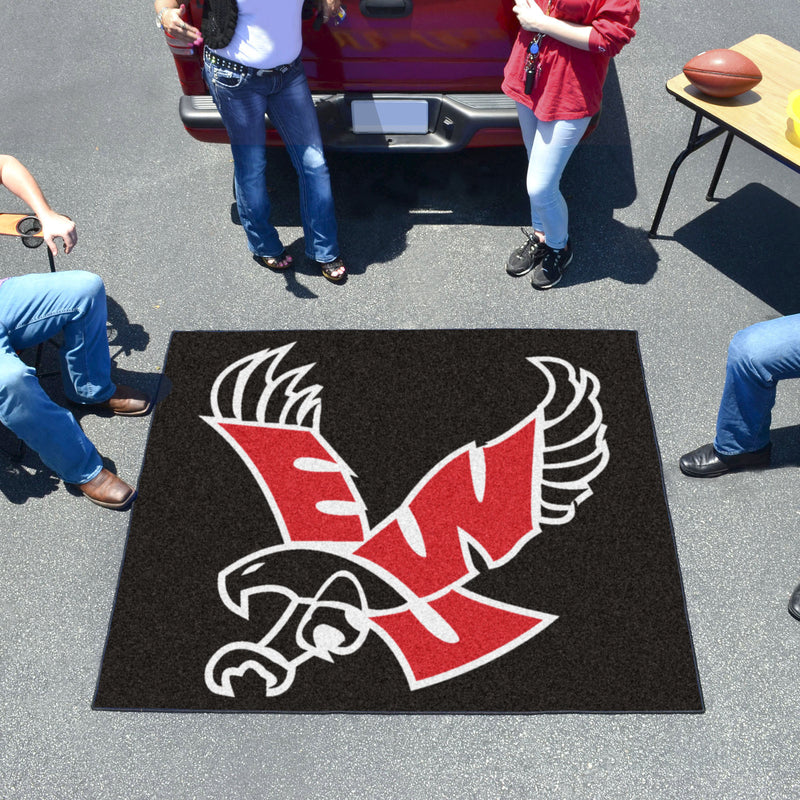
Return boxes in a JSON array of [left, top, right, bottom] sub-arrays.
[[523, 0, 554, 94]]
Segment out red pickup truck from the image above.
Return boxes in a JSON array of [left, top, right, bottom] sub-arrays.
[[166, 0, 525, 152]]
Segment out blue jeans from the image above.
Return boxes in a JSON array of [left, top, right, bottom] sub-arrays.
[[204, 55, 339, 263], [516, 104, 591, 250], [0, 271, 114, 483], [714, 314, 800, 455]]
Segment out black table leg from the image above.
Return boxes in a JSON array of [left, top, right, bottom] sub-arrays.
[[706, 131, 734, 201], [649, 111, 728, 238]]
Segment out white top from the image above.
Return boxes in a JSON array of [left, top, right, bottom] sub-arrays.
[[210, 0, 305, 70]]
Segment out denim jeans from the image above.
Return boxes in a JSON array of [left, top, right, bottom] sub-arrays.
[[204, 55, 339, 263], [516, 104, 591, 250], [0, 271, 114, 483], [714, 314, 800, 455]]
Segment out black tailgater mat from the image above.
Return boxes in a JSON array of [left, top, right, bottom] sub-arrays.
[[94, 330, 703, 714]]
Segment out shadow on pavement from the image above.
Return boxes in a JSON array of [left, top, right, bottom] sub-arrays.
[[107, 294, 150, 361], [0, 458, 60, 505], [256, 61, 657, 287], [767, 424, 800, 468], [673, 182, 800, 315], [559, 61, 659, 288]]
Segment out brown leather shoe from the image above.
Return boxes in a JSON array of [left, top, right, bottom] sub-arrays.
[[77, 468, 137, 510], [98, 385, 151, 416]]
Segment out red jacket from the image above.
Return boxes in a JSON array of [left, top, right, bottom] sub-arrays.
[[502, 0, 639, 121]]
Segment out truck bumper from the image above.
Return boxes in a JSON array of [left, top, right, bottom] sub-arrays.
[[179, 92, 522, 152]]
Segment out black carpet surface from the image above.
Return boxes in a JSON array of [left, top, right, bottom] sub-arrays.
[[94, 329, 703, 713]]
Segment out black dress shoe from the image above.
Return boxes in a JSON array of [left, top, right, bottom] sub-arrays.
[[679, 442, 771, 478], [789, 583, 800, 621]]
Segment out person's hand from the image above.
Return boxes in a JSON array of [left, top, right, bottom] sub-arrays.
[[513, 0, 549, 33], [40, 211, 77, 255], [160, 4, 203, 45], [317, 0, 342, 23]]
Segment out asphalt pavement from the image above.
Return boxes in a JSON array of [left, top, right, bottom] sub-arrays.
[[1, 2, 799, 798]]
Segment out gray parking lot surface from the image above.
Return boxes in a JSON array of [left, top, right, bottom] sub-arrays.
[[1, 2, 799, 798]]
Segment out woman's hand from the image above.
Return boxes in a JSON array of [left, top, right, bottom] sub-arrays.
[[159, 4, 203, 45], [512, 0, 550, 34], [317, 0, 342, 24], [512, 0, 593, 50]]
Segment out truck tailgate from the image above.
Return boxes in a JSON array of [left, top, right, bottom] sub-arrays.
[[302, 0, 518, 93]]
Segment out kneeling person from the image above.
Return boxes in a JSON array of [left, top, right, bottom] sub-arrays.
[[0, 155, 150, 509]]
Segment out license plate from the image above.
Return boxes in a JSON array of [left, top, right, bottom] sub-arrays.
[[351, 100, 428, 134]]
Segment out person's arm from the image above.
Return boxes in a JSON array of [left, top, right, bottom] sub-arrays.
[[512, 0, 592, 50], [0, 154, 77, 255], [513, 0, 638, 55], [154, 1, 202, 45]]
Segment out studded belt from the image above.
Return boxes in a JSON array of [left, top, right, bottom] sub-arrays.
[[204, 48, 296, 76]]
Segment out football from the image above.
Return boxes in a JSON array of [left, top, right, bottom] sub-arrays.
[[683, 49, 762, 98]]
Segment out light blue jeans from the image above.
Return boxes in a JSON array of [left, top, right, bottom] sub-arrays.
[[516, 103, 591, 250], [714, 314, 800, 455], [204, 55, 339, 263], [0, 271, 114, 483]]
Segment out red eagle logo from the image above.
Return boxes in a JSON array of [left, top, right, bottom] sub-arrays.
[[201, 343, 609, 698]]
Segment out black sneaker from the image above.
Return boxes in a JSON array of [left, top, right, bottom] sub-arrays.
[[506, 229, 545, 277], [531, 239, 573, 290]]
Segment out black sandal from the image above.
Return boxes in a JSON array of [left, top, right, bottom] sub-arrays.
[[255, 250, 293, 271], [317, 257, 347, 283]]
